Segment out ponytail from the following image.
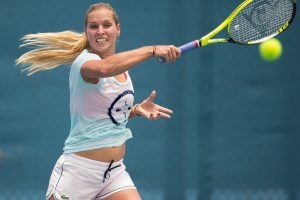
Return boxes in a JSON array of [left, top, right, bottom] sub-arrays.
[[16, 31, 89, 75]]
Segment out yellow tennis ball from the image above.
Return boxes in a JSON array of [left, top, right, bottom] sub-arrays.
[[259, 38, 282, 62]]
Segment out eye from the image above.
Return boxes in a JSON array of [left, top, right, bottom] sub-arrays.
[[128, 106, 132, 110], [103, 23, 112, 28], [89, 24, 98, 29], [116, 108, 121, 112]]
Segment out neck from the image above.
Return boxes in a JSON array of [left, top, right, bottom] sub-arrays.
[[89, 47, 115, 59]]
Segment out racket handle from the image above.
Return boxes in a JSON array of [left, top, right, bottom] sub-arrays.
[[179, 40, 200, 54], [159, 40, 200, 63]]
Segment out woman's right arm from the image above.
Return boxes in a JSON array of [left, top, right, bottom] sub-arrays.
[[80, 45, 181, 79]]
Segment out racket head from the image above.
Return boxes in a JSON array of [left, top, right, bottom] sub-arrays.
[[228, 0, 296, 44]]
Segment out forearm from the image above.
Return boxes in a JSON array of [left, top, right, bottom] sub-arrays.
[[90, 46, 153, 78], [103, 46, 153, 76]]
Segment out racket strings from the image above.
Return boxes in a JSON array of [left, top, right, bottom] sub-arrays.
[[229, 0, 294, 43]]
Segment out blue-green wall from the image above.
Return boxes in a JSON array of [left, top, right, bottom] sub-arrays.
[[0, 0, 299, 199]]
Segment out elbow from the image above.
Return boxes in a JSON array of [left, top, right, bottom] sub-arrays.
[[97, 67, 111, 78], [81, 60, 112, 78], [96, 60, 119, 78], [91, 60, 114, 78]]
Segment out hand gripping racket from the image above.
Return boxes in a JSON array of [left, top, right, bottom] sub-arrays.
[[159, 0, 296, 63]]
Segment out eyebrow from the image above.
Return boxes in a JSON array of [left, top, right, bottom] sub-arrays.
[[88, 20, 113, 24]]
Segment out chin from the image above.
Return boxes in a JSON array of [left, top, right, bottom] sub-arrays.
[[91, 46, 105, 54]]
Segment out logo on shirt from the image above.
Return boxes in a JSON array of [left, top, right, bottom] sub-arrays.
[[108, 90, 134, 125]]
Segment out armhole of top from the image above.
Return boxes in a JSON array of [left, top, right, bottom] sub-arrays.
[[75, 52, 102, 86]]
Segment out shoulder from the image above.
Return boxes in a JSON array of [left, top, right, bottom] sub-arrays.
[[72, 49, 101, 69]]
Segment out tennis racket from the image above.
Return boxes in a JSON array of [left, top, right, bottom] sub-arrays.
[[159, 0, 296, 63]]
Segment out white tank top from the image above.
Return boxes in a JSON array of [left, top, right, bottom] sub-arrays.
[[64, 49, 134, 153]]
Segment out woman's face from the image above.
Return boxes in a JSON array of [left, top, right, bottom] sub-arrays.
[[86, 8, 120, 57]]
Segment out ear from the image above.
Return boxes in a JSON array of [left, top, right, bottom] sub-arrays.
[[116, 24, 121, 38]]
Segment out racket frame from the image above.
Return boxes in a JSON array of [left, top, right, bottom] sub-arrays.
[[200, 0, 297, 46], [199, 0, 254, 47]]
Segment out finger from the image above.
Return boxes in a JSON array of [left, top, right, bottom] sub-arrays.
[[176, 47, 181, 57], [167, 52, 174, 63], [167, 50, 174, 63], [159, 112, 171, 119], [170, 47, 177, 61], [147, 90, 156, 101], [158, 106, 173, 114], [152, 113, 161, 120], [163, 48, 170, 63], [148, 113, 154, 120]]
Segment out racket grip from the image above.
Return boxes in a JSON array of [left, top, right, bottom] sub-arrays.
[[179, 40, 200, 54], [159, 40, 200, 63]]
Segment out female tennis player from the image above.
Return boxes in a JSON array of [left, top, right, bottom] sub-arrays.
[[16, 2, 180, 200]]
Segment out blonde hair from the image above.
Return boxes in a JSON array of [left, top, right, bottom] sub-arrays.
[[16, 3, 119, 75]]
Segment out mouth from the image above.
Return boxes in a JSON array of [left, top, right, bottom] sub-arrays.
[[96, 38, 108, 44]]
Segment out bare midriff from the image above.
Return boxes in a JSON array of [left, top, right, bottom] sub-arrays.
[[74, 143, 126, 162]]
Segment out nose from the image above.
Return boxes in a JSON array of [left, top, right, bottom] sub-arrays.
[[96, 25, 105, 34]]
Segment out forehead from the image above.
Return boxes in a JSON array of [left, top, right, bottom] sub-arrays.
[[87, 8, 115, 23]]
